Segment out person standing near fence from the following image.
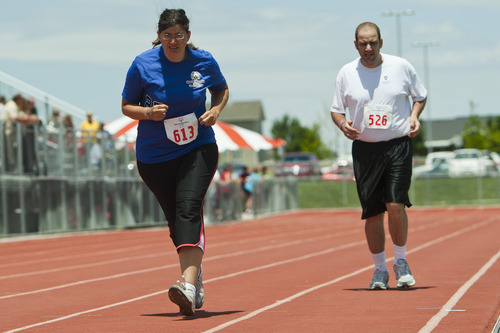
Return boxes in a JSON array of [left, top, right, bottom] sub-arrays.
[[80, 111, 100, 144], [1, 94, 25, 172], [330, 22, 427, 290], [0, 96, 5, 115], [121, 8, 228, 316], [22, 97, 40, 174]]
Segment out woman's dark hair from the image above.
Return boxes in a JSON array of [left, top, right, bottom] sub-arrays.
[[152, 9, 190, 47]]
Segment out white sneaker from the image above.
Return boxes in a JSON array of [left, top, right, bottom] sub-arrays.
[[369, 269, 389, 290], [195, 266, 204, 309], [168, 277, 195, 316], [393, 259, 416, 288]]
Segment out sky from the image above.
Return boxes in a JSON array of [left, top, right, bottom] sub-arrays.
[[1, 0, 499, 154]]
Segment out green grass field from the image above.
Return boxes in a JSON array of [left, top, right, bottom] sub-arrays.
[[298, 177, 500, 209]]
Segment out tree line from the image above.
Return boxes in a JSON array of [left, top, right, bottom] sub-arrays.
[[270, 114, 499, 160]]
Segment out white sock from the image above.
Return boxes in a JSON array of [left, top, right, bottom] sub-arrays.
[[371, 251, 387, 271], [393, 244, 407, 262], [185, 282, 196, 296]]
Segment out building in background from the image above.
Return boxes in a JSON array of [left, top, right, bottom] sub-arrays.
[[425, 116, 498, 152], [217, 101, 265, 134]]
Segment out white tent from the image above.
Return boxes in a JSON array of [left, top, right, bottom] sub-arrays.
[[104, 116, 285, 152]]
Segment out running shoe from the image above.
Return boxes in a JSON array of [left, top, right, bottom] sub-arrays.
[[168, 277, 195, 316], [369, 268, 389, 290], [195, 265, 204, 309], [393, 258, 416, 288]]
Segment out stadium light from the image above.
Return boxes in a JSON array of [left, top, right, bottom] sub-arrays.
[[382, 9, 415, 57], [413, 41, 439, 152]]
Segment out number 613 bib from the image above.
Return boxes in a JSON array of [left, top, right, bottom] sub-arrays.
[[163, 113, 198, 145], [363, 105, 393, 129]]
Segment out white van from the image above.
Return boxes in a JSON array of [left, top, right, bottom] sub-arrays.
[[448, 149, 496, 177]]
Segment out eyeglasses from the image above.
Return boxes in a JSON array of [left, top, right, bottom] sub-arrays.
[[160, 33, 185, 41]]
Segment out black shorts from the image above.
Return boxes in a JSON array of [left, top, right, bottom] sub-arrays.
[[352, 136, 412, 219], [137, 143, 218, 251]]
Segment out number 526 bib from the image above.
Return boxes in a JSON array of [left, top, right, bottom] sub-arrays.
[[363, 105, 393, 129], [163, 113, 198, 145]]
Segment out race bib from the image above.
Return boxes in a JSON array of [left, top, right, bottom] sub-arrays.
[[163, 113, 198, 145], [363, 105, 393, 129]]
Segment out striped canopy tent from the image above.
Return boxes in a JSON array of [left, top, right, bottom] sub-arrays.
[[104, 116, 285, 152]]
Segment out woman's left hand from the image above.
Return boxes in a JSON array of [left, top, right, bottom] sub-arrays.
[[199, 109, 220, 126]]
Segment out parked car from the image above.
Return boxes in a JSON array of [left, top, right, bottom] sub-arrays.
[[487, 151, 500, 170], [413, 151, 454, 177], [414, 158, 450, 179], [217, 162, 248, 180], [274, 152, 321, 177], [448, 149, 497, 177], [322, 164, 355, 181]]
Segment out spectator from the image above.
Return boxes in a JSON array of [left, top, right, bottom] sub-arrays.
[[0, 96, 5, 167], [97, 122, 113, 173], [261, 166, 274, 179], [22, 97, 40, 174], [62, 114, 75, 148], [80, 110, 100, 144], [240, 166, 250, 211], [46, 107, 63, 133], [0, 96, 5, 115], [90, 137, 103, 169], [221, 164, 233, 181], [244, 167, 261, 214], [1, 94, 25, 172]]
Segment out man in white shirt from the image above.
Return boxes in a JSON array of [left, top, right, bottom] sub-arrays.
[[330, 22, 427, 290]]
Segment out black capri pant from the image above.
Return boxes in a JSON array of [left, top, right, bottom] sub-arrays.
[[137, 143, 218, 251]]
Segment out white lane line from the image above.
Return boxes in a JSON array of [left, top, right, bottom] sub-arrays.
[[0, 243, 163, 270], [201, 265, 374, 333], [2, 290, 170, 333], [0, 232, 356, 300], [418, 249, 500, 333], [0, 263, 176, 301], [201, 217, 498, 333], [0, 252, 165, 280], [492, 313, 500, 333]]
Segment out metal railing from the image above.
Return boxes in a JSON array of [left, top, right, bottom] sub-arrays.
[[0, 122, 299, 237], [0, 122, 135, 178], [0, 70, 86, 124]]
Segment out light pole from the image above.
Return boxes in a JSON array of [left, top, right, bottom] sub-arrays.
[[382, 9, 415, 57], [413, 41, 439, 152]]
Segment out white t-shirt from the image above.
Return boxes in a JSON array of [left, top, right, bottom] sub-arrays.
[[330, 54, 427, 142]]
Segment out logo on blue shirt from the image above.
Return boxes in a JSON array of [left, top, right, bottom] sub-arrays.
[[186, 71, 205, 88]]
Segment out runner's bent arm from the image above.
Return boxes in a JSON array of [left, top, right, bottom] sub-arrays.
[[408, 97, 427, 138], [331, 112, 360, 141], [199, 84, 229, 126], [121, 98, 167, 122]]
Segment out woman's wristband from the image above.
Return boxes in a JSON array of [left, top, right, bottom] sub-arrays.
[[146, 108, 151, 119], [340, 120, 346, 131]]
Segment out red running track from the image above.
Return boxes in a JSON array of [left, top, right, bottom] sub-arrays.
[[1, 207, 499, 332]]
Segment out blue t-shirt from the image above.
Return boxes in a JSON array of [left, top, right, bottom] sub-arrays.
[[122, 46, 227, 163]]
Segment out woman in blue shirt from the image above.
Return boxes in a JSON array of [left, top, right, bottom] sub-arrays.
[[121, 8, 229, 316]]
